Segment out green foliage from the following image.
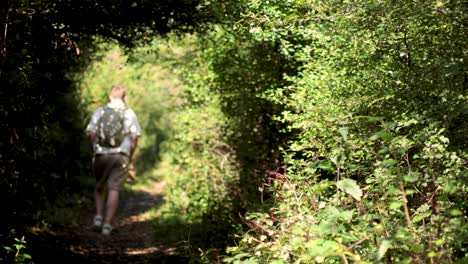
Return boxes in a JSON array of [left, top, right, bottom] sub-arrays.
[[150, 35, 242, 257], [1, 230, 33, 264], [0, 0, 94, 233], [197, 25, 296, 210], [78, 36, 241, 262], [2, 0, 466, 262], [0, 0, 225, 236], [213, 0, 468, 263]]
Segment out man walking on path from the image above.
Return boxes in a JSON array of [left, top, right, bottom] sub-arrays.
[[86, 85, 141, 235]]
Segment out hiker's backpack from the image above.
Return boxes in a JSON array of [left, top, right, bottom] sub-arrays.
[[96, 105, 127, 148]]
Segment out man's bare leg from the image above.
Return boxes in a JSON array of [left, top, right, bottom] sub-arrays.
[[104, 189, 119, 224], [95, 188, 105, 217]]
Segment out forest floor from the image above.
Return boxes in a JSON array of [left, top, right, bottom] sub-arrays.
[[28, 179, 189, 264]]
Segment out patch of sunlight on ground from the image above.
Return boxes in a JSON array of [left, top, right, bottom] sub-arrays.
[[123, 166, 168, 222]]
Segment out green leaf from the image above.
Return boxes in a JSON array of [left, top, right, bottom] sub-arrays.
[[412, 214, 424, 223], [382, 159, 396, 167], [368, 116, 383, 122], [389, 202, 403, 210], [378, 238, 392, 259], [338, 127, 348, 140], [323, 240, 340, 251], [434, 239, 445, 247], [403, 172, 419, 183], [370, 131, 393, 141], [316, 160, 333, 172], [337, 178, 362, 201], [449, 209, 463, 216], [3, 246, 12, 252]]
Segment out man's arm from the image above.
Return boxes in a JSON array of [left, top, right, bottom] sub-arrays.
[[129, 135, 138, 161], [86, 107, 101, 152], [88, 131, 96, 142], [126, 108, 141, 180], [128, 135, 138, 181], [127, 108, 141, 162], [87, 131, 96, 152]]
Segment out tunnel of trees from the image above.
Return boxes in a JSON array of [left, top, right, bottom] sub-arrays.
[[1, 0, 467, 263]]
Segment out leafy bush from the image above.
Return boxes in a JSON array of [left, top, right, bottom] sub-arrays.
[[215, 0, 467, 263], [151, 35, 242, 257]]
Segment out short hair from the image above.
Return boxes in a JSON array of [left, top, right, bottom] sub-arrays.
[[109, 85, 126, 100]]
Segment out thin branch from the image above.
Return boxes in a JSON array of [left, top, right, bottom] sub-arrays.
[[340, 253, 349, 264], [402, 153, 414, 232], [238, 213, 275, 241], [1, 6, 11, 62], [400, 179, 413, 231], [403, 30, 411, 68], [347, 235, 371, 251]]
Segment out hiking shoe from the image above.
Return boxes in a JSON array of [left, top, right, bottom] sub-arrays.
[[93, 215, 103, 228], [102, 223, 112, 235]]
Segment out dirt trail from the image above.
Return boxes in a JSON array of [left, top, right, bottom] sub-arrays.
[[29, 180, 188, 264]]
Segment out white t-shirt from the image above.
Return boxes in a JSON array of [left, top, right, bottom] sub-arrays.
[[86, 99, 141, 156]]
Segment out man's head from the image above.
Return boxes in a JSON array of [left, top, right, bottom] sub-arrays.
[[109, 85, 126, 101]]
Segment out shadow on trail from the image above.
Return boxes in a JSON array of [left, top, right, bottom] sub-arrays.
[[28, 181, 189, 264], [137, 126, 167, 175], [135, 105, 169, 177]]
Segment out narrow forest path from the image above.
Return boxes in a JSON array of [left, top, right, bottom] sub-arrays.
[[29, 180, 188, 264]]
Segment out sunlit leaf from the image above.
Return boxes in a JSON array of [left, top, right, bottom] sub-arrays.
[[338, 127, 348, 140], [337, 178, 362, 201], [382, 159, 396, 167], [403, 172, 419, 183], [378, 238, 392, 259]]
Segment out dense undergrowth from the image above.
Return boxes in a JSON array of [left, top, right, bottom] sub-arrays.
[[1, 0, 466, 263], [137, 1, 467, 263], [212, 1, 468, 263]]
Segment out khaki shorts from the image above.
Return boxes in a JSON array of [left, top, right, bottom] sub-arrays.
[[93, 153, 129, 191]]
